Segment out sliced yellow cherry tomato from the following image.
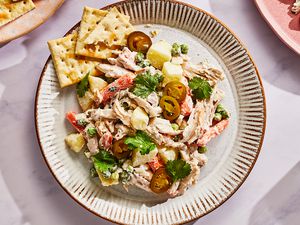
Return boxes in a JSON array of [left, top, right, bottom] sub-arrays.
[[159, 96, 181, 121], [113, 138, 130, 159], [127, 31, 152, 54], [163, 81, 187, 103], [150, 167, 172, 193]]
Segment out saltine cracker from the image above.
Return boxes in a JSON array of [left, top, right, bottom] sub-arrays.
[[48, 31, 100, 88], [75, 6, 119, 59], [84, 7, 134, 47], [0, 0, 35, 27]]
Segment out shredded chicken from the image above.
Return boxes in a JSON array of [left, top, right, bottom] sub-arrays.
[[167, 181, 180, 197], [108, 47, 141, 71], [191, 151, 208, 167], [95, 120, 113, 149], [146, 125, 188, 151], [115, 124, 131, 140], [146, 92, 159, 107], [134, 164, 153, 181], [129, 173, 152, 193], [83, 124, 99, 154], [151, 118, 182, 136], [182, 88, 223, 144], [128, 92, 162, 117], [182, 62, 224, 86], [86, 137, 99, 154], [96, 64, 134, 78], [86, 108, 117, 120], [112, 95, 132, 126], [176, 159, 200, 195]]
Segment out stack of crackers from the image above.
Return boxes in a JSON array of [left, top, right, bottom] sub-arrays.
[[48, 6, 135, 88], [0, 0, 36, 27]]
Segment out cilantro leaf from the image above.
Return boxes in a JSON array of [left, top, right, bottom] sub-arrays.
[[124, 131, 156, 155], [188, 77, 213, 100], [76, 73, 90, 97], [166, 159, 191, 181], [91, 150, 117, 173], [132, 71, 163, 98]]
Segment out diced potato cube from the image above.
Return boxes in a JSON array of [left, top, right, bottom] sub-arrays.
[[65, 133, 85, 152], [97, 171, 119, 186], [131, 107, 149, 130], [146, 40, 172, 69], [88, 76, 108, 93], [132, 148, 158, 167], [77, 90, 94, 111], [158, 147, 178, 164], [162, 62, 183, 86]]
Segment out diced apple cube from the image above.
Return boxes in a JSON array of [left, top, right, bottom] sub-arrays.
[[162, 62, 183, 86], [65, 133, 85, 152], [158, 147, 178, 164], [88, 76, 108, 93], [132, 148, 158, 167], [131, 107, 149, 130], [146, 40, 172, 69], [77, 90, 94, 111]]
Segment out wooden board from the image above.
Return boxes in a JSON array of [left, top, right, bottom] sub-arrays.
[[0, 0, 65, 44]]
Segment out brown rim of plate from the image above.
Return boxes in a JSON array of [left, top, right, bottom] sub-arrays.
[[0, 0, 65, 44], [34, 0, 266, 224]]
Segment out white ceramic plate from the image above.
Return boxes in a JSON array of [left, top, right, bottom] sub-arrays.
[[35, 1, 266, 224]]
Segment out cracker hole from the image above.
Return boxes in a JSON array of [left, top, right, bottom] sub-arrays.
[[104, 25, 109, 31]]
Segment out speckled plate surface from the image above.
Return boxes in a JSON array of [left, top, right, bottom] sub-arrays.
[[35, 1, 266, 224], [0, 0, 64, 44]]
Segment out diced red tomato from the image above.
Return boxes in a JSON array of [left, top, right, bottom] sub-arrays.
[[100, 132, 113, 149], [148, 156, 164, 172], [65, 112, 84, 132], [100, 75, 134, 104], [197, 119, 229, 146]]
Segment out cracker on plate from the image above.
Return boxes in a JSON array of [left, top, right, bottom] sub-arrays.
[[84, 7, 134, 47], [48, 31, 100, 88], [0, 0, 35, 27], [75, 6, 119, 59]]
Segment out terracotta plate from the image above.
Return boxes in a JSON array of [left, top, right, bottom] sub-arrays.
[[35, 1, 266, 224], [0, 0, 64, 44], [255, 0, 300, 55]]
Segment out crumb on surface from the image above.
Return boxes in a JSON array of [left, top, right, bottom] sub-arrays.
[[150, 30, 160, 38]]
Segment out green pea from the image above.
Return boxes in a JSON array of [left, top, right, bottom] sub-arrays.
[[198, 146, 207, 154]]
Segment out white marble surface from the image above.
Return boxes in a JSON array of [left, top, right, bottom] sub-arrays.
[[0, 0, 300, 225]]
